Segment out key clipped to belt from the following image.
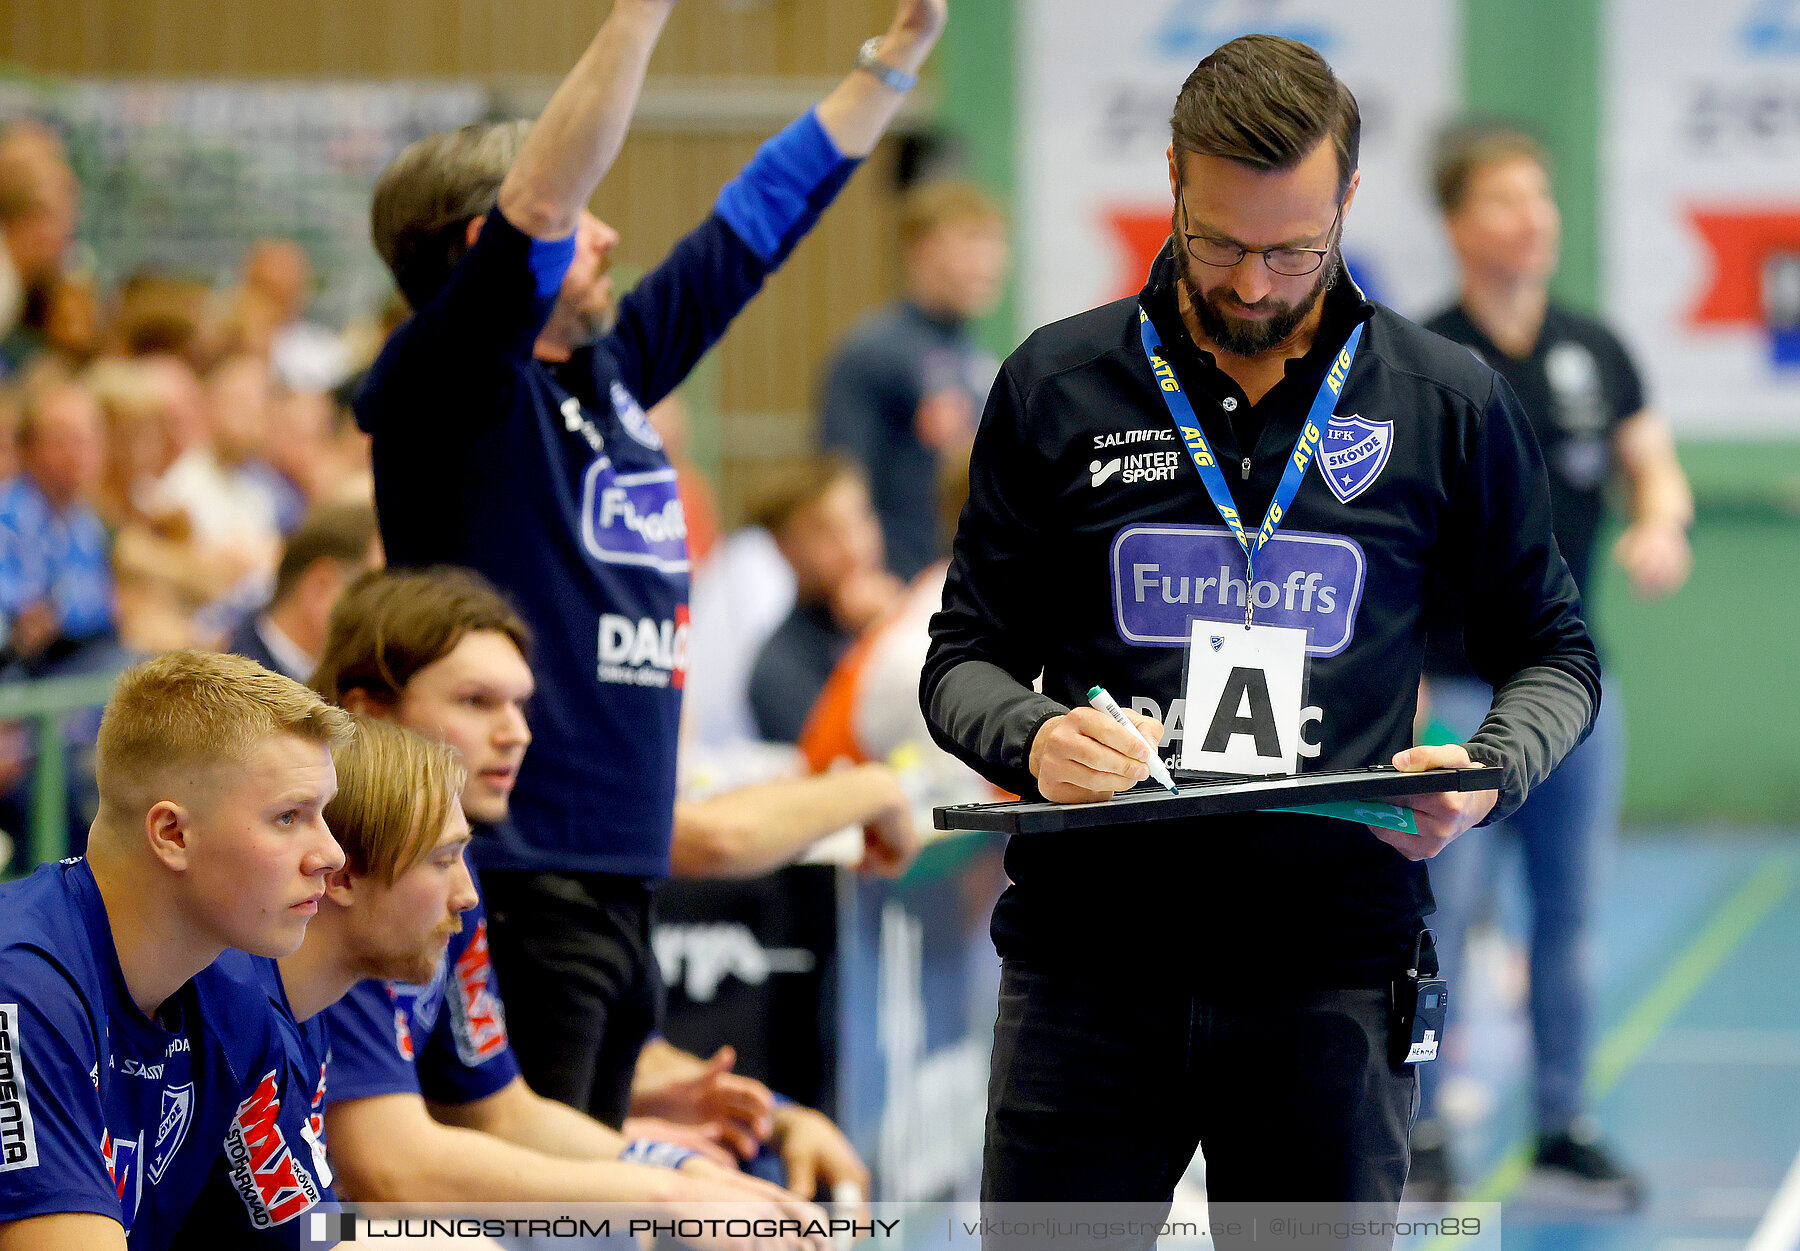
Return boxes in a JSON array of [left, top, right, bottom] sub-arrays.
[[1391, 928, 1447, 1066]]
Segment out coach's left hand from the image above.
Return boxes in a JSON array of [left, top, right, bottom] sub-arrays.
[[1376, 744, 1497, 861]]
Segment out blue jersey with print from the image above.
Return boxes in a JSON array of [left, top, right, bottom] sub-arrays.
[[177, 953, 336, 1247], [356, 110, 858, 878], [323, 883, 518, 1107], [0, 475, 114, 644], [0, 861, 326, 1250]]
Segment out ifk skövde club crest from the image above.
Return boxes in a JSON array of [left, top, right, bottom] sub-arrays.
[[1320, 413, 1392, 504]]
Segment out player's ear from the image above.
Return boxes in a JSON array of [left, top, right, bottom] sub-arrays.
[[340, 687, 395, 722], [464, 215, 487, 249], [145, 800, 191, 871], [322, 863, 357, 909]]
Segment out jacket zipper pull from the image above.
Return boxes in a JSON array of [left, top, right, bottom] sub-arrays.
[[1240, 456, 1252, 481]]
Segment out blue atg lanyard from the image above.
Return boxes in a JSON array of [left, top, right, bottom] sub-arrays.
[[1137, 305, 1363, 626]]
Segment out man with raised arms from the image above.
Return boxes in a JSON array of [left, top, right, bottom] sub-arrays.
[[357, 0, 947, 1126]]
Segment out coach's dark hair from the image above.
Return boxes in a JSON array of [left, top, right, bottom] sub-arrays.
[[1170, 35, 1360, 195], [370, 120, 529, 310], [1430, 120, 1549, 215]]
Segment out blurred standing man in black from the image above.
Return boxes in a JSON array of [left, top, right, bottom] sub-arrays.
[[922, 36, 1599, 1235], [818, 181, 1008, 580], [1407, 122, 1692, 1208], [357, 0, 948, 1133]]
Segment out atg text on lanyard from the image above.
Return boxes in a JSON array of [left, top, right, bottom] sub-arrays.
[[1137, 305, 1364, 626]]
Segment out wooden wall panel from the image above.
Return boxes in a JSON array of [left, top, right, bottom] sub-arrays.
[[1, 0, 915, 525], [3, 0, 897, 79]]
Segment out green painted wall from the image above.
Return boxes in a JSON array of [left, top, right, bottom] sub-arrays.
[[937, 0, 1019, 359], [1462, 0, 1603, 309], [1593, 445, 1800, 824]]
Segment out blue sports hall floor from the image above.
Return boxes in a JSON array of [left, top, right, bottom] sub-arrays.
[[1401, 829, 1800, 1250]]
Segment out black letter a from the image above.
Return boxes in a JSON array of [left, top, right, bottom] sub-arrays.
[[1200, 667, 1281, 759]]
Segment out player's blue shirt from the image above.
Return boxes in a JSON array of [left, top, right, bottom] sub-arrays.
[[357, 109, 858, 878], [323, 879, 519, 1107], [0, 860, 327, 1249], [177, 953, 335, 1247]]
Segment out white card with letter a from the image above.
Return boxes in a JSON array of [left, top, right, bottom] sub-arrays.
[[1178, 621, 1308, 775]]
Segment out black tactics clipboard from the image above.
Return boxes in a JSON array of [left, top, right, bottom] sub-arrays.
[[931, 764, 1505, 835]]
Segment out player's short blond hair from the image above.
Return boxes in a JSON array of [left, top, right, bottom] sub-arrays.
[[96, 650, 355, 813], [324, 716, 467, 886]]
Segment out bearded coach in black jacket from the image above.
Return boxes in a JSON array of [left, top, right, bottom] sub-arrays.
[[922, 34, 1599, 1235]]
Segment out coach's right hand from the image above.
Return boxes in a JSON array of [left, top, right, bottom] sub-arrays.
[[1029, 708, 1165, 804]]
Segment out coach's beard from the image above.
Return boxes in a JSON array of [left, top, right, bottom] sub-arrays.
[[1183, 251, 1339, 359]]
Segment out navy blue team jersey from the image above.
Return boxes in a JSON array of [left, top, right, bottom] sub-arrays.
[[356, 109, 859, 878], [176, 953, 336, 1247], [0, 860, 329, 1249], [323, 883, 519, 1107]]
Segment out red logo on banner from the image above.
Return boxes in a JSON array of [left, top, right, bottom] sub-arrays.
[[1687, 206, 1800, 326], [1106, 207, 1176, 300]]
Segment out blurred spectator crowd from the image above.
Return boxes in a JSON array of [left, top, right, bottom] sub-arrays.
[[0, 116, 387, 670], [0, 106, 1016, 872]]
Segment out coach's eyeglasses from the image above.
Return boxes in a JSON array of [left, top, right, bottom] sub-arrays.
[[1176, 187, 1342, 278]]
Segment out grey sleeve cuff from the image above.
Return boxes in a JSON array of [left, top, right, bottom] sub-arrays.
[[925, 659, 1067, 800], [1464, 665, 1599, 823]]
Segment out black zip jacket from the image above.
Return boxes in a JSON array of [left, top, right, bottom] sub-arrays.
[[921, 245, 1599, 986]]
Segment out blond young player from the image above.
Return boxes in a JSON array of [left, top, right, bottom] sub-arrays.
[[0, 651, 349, 1250], [181, 716, 812, 1248]]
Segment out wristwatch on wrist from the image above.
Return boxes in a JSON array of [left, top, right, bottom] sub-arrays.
[[856, 36, 918, 93]]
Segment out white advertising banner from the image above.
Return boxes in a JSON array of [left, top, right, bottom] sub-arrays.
[[1606, 0, 1800, 435], [1019, 0, 1460, 333]]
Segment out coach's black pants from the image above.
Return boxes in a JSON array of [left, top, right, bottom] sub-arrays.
[[479, 869, 661, 1127], [983, 959, 1416, 1249]]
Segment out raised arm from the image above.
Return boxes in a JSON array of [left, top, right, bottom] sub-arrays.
[[814, 0, 948, 158], [496, 0, 678, 240], [591, 0, 951, 411]]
